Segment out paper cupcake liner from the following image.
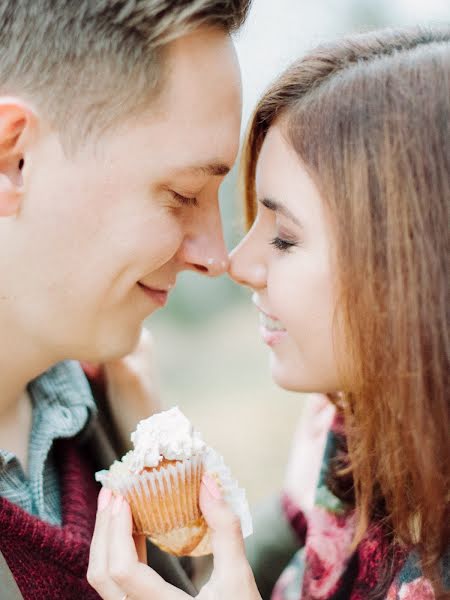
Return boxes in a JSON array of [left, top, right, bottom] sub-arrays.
[[96, 455, 203, 535], [202, 446, 253, 540], [95, 446, 253, 557]]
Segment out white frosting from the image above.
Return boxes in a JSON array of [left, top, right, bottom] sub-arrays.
[[105, 451, 134, 479], [128, 407, 206, 472]]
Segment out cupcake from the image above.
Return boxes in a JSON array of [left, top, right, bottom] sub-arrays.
[[95, 407, 252, 556]]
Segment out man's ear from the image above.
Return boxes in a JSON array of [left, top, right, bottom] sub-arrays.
[[0, 98, 36, 217]]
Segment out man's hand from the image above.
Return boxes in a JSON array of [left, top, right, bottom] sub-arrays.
[[88, 476, 262, 600], [82, 327, 161, 451]]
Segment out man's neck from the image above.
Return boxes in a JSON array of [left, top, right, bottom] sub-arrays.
[[0, 390, 32, 472], [0, 339, 56, 473]]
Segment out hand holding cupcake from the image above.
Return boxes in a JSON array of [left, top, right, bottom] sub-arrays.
[[88, 462, 261, 600]]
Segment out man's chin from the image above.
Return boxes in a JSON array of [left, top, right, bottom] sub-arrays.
[[82, 327, 143, 364]]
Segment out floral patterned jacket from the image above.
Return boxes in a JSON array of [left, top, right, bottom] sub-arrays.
[[271, 417, 449, 600]]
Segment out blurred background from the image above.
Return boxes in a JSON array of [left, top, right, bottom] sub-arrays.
[[147, 0, 450, 509]]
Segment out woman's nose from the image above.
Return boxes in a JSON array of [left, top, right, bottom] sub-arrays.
[[228, 235, 266, 289]]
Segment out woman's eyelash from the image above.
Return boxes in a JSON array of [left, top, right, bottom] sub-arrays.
[[270, 237, 298, 252], [171, 191, 199, 207]]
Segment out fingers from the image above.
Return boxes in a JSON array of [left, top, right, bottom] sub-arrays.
[[88, 488, 187, 600], [103, 326, 160, 414], [283, 396, 336, 513], [101, 326, 161, 453], [107, 500, 186, 599], [135, 326, 154, 357], [199, 475, 247, 572], [88, 488, 124, 599], [310, 395, 335, 437], [80, 361, 103, 381], [105, 327, 155, 380], [200, 475, 261, 599]]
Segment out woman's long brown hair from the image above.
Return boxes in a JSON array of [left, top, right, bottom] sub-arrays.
[[242, 26, 449, 595]]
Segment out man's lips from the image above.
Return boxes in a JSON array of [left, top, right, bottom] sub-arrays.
[[137, 282, 171, 307]]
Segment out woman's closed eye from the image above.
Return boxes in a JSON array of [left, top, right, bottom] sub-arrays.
[[270, 226, 301, 253], [270, 236, 299, 252]]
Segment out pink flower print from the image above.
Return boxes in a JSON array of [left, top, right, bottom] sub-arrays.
[[302, 507, 356, 599], [398, 577, 435, 599], [272, 550, 305, 600], [386, 583, 399, 600]]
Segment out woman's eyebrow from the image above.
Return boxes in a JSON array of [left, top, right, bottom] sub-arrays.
[[259, 197, 302, 227]]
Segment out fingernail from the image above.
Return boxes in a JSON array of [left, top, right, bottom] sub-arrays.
[[98, 487, 112, 511], [112, 495, 124, 515], [202, 474, 222, 499]]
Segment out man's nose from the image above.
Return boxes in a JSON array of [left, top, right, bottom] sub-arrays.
[[177, 205, 229, 277]]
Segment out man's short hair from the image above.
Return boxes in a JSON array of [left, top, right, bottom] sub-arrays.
[[0, 0, 251, 147]]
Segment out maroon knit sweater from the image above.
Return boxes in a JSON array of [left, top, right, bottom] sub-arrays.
[[0, 439, 101, 599]]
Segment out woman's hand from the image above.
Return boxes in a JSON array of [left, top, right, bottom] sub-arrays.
[[283, 394, 335, 514], [88, 475, 262, 600]]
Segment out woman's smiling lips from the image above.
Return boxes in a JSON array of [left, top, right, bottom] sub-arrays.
[[252, 295, 288, 347], [137, 282, 172, 307]]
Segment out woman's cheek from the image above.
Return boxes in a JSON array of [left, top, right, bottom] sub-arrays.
[[271, 264, 305, 326]]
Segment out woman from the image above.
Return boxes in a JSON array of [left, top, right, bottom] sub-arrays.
[[87, 25, 449, 600]]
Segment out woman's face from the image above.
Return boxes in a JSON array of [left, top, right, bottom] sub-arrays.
[[229, 125, 342, 392]]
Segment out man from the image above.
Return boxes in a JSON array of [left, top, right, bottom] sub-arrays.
[[0, 1, 250, 597]]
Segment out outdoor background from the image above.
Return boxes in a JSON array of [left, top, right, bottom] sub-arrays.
[[147, 0, 450, 509]]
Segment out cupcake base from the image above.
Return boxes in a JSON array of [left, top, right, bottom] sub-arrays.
[[150, 516, 209, 556]]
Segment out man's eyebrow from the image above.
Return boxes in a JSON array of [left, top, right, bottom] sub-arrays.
[[172, 162, 231, 177], [259, 197, 302, 227]]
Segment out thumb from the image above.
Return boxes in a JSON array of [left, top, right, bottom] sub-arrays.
[[200, 473, 247, 572], [80, 361, 103, 381]]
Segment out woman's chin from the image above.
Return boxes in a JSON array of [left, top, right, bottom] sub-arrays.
[[269, 355, 305, 392], [269, 356, 333, 393]]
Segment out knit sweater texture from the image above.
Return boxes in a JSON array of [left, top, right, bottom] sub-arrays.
[[0, 438, 101, 599]]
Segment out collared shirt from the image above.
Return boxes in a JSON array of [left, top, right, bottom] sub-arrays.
[[0, 361, 96, 525]]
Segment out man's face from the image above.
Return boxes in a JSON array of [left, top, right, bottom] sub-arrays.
[[3, 28, 241, 363]]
